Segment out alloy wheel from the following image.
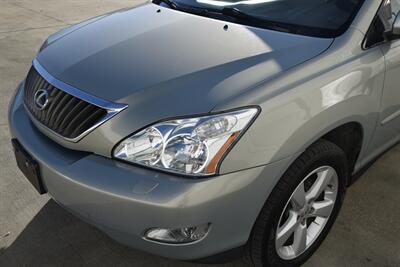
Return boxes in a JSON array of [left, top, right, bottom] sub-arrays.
[[275, 166, 339, 260]]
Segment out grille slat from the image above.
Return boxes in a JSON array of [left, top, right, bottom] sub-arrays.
[[63, 104, 96, 137], [57, 100, 86, 132], [44, 86, 63, 125], [48, 93, 72, 128], [53, 97, 78, 131], [25, 69, 36, 100], [23, 67, 108, 140], [71, 109, 106, 139], [44, 89, 64, 124], [38, 82, 52, 122], [27, 72, 41, 111]]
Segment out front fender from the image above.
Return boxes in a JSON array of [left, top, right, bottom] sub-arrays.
[[215, 30, 385, 174]]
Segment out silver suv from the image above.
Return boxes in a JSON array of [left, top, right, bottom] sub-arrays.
[[8, 0, 400, 266]]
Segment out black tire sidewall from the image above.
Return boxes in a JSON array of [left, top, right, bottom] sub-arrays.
[[249, 141, 348, 267]]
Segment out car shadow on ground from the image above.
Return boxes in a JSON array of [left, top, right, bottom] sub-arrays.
[[0, 200, 244, 267]]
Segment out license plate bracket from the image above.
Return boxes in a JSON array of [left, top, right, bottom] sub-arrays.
[[12, 139, 46, 194]]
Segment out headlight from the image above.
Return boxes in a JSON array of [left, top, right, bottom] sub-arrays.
[[113, 107, 259, 176]]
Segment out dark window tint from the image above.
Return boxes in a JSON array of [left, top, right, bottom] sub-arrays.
[[169, 0, 365, 37], [364, 0, 400, 48]]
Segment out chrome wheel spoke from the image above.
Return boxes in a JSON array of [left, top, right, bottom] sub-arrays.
[[291, 183, 306, 210], [275, 166, 339, 260], [306, 167, 335, 201], [311, 199, 334, 218], [276, 210, 299, 247], [292, 223, 307, 256]]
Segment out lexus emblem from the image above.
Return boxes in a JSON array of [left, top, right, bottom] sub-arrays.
[[34, 89, 50, 110]]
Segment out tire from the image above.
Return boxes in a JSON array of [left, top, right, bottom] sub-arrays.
[[246, 139, 348, 267]]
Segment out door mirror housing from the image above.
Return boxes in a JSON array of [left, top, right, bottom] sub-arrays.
[[392, 12, 400, 36]]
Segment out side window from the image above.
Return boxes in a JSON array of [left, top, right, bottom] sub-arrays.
[[364, 0, 400, 48], [393, 0, 400, 14]]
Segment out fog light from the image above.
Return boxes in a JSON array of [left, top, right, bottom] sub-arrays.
[[144, 224, 210, 244]]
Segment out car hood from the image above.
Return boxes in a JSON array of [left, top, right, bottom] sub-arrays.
[[37, 4, 332, 111]]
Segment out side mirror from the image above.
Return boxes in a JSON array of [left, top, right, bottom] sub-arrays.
[[392, 12, 400, 36]]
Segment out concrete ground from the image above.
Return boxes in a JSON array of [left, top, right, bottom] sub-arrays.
[[0, 1, 399, 266]]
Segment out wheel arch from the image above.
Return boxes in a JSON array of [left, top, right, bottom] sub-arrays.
[[320, 122, 364, 177], [277, 117, 368, 179]]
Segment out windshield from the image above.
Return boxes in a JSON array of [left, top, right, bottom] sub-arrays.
[[162, 0, 365, 37]]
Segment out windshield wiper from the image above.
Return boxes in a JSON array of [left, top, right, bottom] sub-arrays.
[[152, 0, 180, 10], [151, 2, 298, 34], [152, 1, 265, 25], [220, 8, 258, 21], [153, 0, 209, 16], [219, 7, 295, 33]]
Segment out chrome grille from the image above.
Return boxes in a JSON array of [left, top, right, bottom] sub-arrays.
[[23, 65, 116, 141]]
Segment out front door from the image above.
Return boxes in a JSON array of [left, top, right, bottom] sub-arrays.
[[379, 0, 400, 132]]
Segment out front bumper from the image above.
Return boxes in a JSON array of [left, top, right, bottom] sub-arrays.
[[8, 83, 292, 260]]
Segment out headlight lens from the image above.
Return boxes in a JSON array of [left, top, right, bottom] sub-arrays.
[[118, 127, 164, 165], [113, 108, 259, 176]]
